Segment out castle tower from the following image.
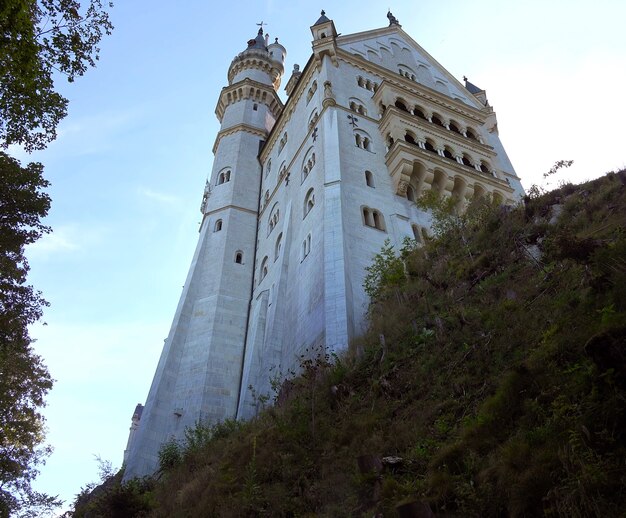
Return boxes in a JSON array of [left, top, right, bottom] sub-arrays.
[[124, 12, 524, 480], [123, 28, 285, 480]]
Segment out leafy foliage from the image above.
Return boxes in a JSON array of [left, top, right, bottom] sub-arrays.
[[0, 152, 59, 517], [70, 171, 626, 517], [0, 0, 114, 151]]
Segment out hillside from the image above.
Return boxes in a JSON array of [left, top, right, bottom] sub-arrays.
[[74, 170, 626, 517]]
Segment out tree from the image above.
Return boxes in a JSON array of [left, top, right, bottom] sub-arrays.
[[0, 1, 113, 514], [0, 152, 57, 516], [0, 0, 114, 151]]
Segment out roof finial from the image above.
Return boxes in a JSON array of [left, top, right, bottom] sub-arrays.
[[256, 21, 266, 34], [321, 10, 325, 16]]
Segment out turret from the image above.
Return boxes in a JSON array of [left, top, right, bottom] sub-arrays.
[[227, 28, 285, 91]]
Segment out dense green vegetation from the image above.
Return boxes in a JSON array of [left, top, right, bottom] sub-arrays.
[[74, 171, 626, 517]]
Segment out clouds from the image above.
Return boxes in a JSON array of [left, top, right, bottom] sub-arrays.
[[137, 187, 182, 206], [26, 224, 108, 261]]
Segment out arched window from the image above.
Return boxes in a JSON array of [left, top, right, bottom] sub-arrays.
[[365, 170, 374, 188], [424, 139, 437, 154], [431, 114, 445, 127], [301, 233, 311, 261], [405, 132, 416, 145], [412, 224, 422, 243], [265, 159, 271, 178], [235, 251, 244, 264], [395, 99, 409, 112], [268, 203, 279, 235], [260, 256, 268, 280], [362, 206, 386, 231], [253, 103, 258, 111], [217, 169, 231, 185], [355, 130, 372, 151], [449, 121, 461, 134], [480, 161, 491, 175], [304, 188, 315, 218], [301, 148, 316, 182], [214, 219, 222, 232], [274, 233, 282, 261], [443, 147, 455, 160], [406, 185, 416, 202], [466, 128, 478, 141], [462, 154, 473, 167], [414, 107, 427, 120]]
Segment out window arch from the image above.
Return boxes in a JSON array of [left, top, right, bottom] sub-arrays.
[[406, 185, 416, 202], [461, 154, 474, 167], [362, 206, 386, 231], [354, 130, 372, 151], [398, 64, 416, 81], [217, 168, 231, 185], [235, 251, 244, 264], [348, 97, 367, 116], [466, 128, 479, 141], [413, 106, 427, 120], [394, 98, 409, 112], [480, 161, 492, 175], [274, 233, 282, 261], [449, 120, 462, 134], [265, 159, 271, 178], [412, 224, 423, 243], [365, 170, 375, 188], [268, 203, 279, 235], [308, 110, 319, 132], [301, 147, 316, 182], [424, 139, 438, 154], [304, 188, 315, 218], [431, 113, 445, 128], [405, 131, 417, 145], [214, 219, 223, 232], [443, 146, 455, 161], [260, 256, 269, 280], [301, 233, 312, 261], [306, 80, 317, 103]]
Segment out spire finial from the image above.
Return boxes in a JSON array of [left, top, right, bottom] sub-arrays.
[[321, 10, 325, 16], [256, 21, 266, 34]]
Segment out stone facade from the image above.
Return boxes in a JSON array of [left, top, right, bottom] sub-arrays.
[[123, 12, 523, 480]]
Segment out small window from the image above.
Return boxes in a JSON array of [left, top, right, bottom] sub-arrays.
[[406, 185, 416, 202], [365, 170, 374, 188], [362, 207, 386, 231], [412, 225, 422, 243], [260, 256, 268, 280], [304, 188, 315, 218], [217, 169, 231, 185], [274, 233, 282, 261], [235, 251, 243, 264], [214, 219, 223, 232], [301, 233, 311, 261], [253, 103, 258, 111]]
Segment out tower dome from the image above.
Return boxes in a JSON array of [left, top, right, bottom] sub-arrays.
[[227, 27, 285, 90]]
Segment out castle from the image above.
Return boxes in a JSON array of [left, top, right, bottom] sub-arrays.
[[123, 11, 524, 480]]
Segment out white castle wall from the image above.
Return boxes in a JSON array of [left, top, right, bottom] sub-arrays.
[[124, 16, 524, 478]]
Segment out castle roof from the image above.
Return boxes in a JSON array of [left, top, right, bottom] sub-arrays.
[[313, 10, 330, 25]]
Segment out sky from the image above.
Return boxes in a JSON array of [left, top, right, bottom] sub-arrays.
[[11, 0, 626, 512]]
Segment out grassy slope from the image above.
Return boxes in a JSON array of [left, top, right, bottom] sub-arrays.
[[76, 171, 626, 517]]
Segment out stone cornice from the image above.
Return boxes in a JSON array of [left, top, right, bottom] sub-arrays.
[[215, 78, 284, 122], [379, 106, 496, 158], [212, 123, 268, 155]]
